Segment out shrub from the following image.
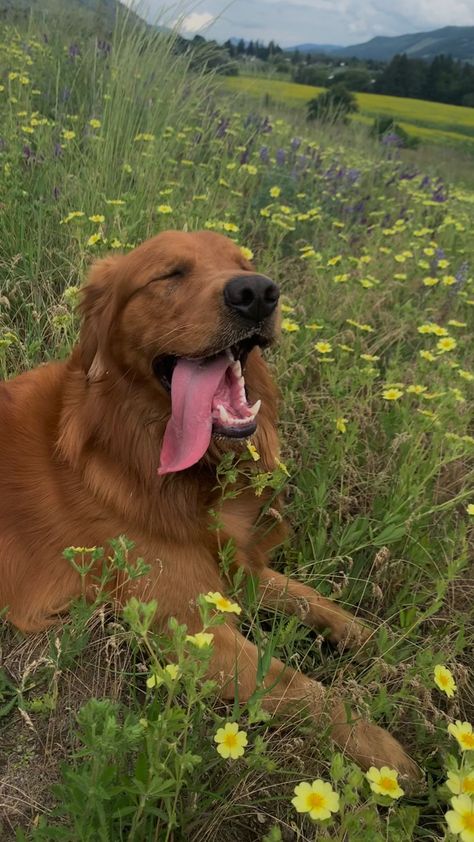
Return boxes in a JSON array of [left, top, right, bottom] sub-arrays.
[[307, 84, 359, 124]]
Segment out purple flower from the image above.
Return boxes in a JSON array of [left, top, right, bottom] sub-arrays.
[[259, 146, 269, 163], [240, 147, 250, 165], [53, 142, 63, 158], [22, 145, 34, 162], [276, 148, 286, 166], [382, 132, 403, 148], [68, 43, 80, 59], [291, 137, 301, 151]]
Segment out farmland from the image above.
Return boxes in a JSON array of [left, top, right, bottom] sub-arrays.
[[0, 11, 473, 842], [223, 75, 474, 147]]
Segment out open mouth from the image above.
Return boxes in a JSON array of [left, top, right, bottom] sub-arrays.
[[153, 333, 268, 475]]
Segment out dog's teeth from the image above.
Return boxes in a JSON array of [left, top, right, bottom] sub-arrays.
[[218, 405, 231, 423], [225, 349, 234, 361], [232, 360, 242, 377], [249, 399, 261, 417]]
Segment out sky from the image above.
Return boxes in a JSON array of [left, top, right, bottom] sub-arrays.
[[124, 0, 474, 47]]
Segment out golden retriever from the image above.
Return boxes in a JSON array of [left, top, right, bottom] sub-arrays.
[[0, 230, 417, 776]]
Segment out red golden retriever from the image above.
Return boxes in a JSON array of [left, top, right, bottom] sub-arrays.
[[0, 230, 418, 776]]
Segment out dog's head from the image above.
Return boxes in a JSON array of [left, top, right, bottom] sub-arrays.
[[78, 230, 281, 474]]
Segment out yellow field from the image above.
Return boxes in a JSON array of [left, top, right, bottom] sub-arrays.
[[223, 76, 474, 147]]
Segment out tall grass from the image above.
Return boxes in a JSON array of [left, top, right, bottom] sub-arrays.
[[0, 8, 473, 842]]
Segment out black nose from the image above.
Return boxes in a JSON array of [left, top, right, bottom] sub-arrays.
[[224, 274, 280, 323]]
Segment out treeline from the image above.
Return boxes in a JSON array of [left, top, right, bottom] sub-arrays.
[[224, 39, 283, 60], [374, 54, 474, 107]]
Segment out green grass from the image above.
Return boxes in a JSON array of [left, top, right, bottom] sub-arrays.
[[223, 75, 474, 148], [0, 10, 474, 842]]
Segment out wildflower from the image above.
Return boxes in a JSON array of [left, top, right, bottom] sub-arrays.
[[382, 388, 403, 401], [438, 258, 450, 269], [185, 632, 214, 648], [314, 341, 332, 354], [338, 344, 354, 352], [443, 275, 457, 286], [449, 320, 467, 328], [89, 118, 101, 129], [346, 319, 374, 333], [327, 256, 342, 266], [89, 214, 105, 223], [110, 238, 122, 249], [61, 129, 76, 141], [447, 771, 474, 795], [240, 246, 254, 261], [445, 794, 474, 841], [423, 276, 439, 287], [222, 222, 239, 233], [437, 337, 457, 352], [448, 721, 474, 751], [366, 767, 404, 799], [122, 163, 132, 173], [157, 205, 172, 214], [420, 350, 436, 362], [87, 233, 102, 246], [204, 592, 241, 615], [434, 665, 456, 697], [334, 273, 349, 283], [146, 663, 180, 688], [214, 722, 248, 759], [467, 504, 474, 516], [291, 779, 339, 821], [418, 323, 437, 334], [134, 132, 155, 142], [106, 199, 126, 206], [280, 304, 294, 313], [60, 211, 85, 224], [458, 370, 474, 382], [281, 319, 299, 333], [269, 186, 281, 198], [335, 417, 347, 433], [407, 384, 427, 394], [247, 442, 260, 461], [360, 354, 379, 362]]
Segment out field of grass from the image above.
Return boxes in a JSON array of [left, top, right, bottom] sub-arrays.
[[223, 76, 474, 148], [0, 11, 474, 842]]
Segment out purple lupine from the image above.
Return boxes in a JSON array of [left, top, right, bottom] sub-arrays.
[[53, 142, 63, 158], [276, 148, 286, 165], [259, 146, 269, 163], [382, 131, 403, 147], [240, 148, 250, 165], [260, 117, 272, 134], [68, 43, 80, 59], [291, 137, 301, 151]]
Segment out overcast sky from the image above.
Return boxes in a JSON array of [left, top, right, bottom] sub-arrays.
[[125, 0, 474, 47]]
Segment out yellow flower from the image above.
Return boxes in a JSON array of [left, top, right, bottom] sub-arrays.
[[185, 632, 214, 648], [106, 199, 126, 206], [360, 354, 379, 362], [281, 318, 299, 333], [314, 341, 332, 354], [134, 132, 155, 142], [420, 350, 436, 362], [110, 238, 122, 249], [447, 771, 474, 796], [449, 321, 467, 329], [423, 276, 439, 287], [448, 721, 474, 751], [222, 222, 239, 233], [327, 255, 342, 266], [443, 275, 457, 286], [407, 384, 427, 394], [247, 442, 260, 461], [434, 665, 456, 697], [346, 319, 374, 333], [280, 303, 294, 313], [214, 722, 248, 759], [89, 214, 105, 223], [437, 337, 457, 352], [61, 129, 76, 141], [87, 233, 102, 246], [146, 663, 180, 688], [204, 592, 241, 615], [423, 247, 435, 256], [89, 118, 101, 129], [335, 417, 347, 433], [418, 323, 437, 335], [366, 766, 404, 799], [445, 794, 474, 841], [291, 779, 339, 821], [338, 344, 354, 352], [438, 258, 450, 269], [382, 388, 403, 401], [157, 204, 173, 214], [240, 246, 254, 261], [60, 211, 85, 224], [467, 504, 474, 516], [269, 186, 281, 198]]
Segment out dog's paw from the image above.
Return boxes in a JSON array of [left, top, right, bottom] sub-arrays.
[[332, 718, 423, 784]]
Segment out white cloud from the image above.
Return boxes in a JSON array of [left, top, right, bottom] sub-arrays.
[[173, 11, 215, 33]]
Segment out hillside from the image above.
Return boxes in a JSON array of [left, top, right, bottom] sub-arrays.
[[291, 25, 474, 62], [0, 0, 142, 32]]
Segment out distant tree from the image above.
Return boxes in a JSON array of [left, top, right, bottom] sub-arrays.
[[307, 83, 358, 123], [236, 38, 245, 55], [293, 65, 329, 86], [328, 67, 372, 91]]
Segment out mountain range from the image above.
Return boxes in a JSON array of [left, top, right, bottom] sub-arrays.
[[289, 26, 474, 62]]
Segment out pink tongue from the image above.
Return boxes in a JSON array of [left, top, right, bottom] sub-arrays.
[[158, 355, 230, 475]]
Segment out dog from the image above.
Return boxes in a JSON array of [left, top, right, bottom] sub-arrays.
[[0, 230, 418, 776]]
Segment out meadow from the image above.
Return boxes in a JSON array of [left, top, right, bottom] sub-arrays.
[[0, 11, 473, 842], [223, 76, 474, 148]]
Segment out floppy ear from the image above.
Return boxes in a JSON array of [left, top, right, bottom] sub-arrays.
[[78, 256, 120, 382]]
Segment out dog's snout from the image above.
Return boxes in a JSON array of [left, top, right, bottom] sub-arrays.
[[224, 275, 280, 323]]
